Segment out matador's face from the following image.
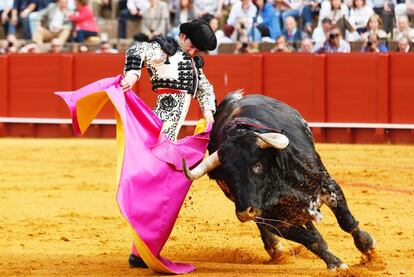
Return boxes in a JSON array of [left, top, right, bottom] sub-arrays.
[[179, 33, 200, 57]]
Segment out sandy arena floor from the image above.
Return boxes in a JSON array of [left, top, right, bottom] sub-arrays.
[[0, 139, 413, 277]]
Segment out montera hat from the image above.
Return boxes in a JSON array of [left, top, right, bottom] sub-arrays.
[[180, 19, 217, 51]]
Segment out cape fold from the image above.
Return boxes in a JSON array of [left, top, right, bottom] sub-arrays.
[[56, 75, 211, 274]]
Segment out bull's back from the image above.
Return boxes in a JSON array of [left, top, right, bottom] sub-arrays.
[[212, 93, 315, 153]]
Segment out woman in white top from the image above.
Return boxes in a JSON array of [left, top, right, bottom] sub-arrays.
[[318, 0, 349, 26], [227, 0, 257, 31], [349, 0, 374, 33], [226, 0, 257, 41], [319, 0, 354, 39], [394, 15, 414, 41], [360, 14, 388, 41]]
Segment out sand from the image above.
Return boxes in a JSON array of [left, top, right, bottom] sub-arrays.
[[0, 139, 413, 276]]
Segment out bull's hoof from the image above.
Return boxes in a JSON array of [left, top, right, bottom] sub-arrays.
[[266, 241, 284, 260], [328, 263, 349, 271], [128, 254, 148, 268], [352, 230, 376, 256]]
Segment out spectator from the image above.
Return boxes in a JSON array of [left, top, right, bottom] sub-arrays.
[[250, 0, 281, 41], [19, 41, 40, 52], [395, 0, 414, 17], [1, 0, 13, 40], [0, 39, 6, 53], [279, 0, 304, 30], [360, 32, 388, 52], [72, 42, 88, 52], [95, 40, 118, 53], [8, 0, 36, 40], [174, 0, 195, 27], [219, 0, 238, 27], [226, 0, 257, 41], [28, 0, 53, 39], [90, 0, 111, 18], [302, 0, 321, 34], [319, 0, 349, 25], [67, 0, 99, 42], [167, 0, 179, 22], [318, 0, 353, 38], [349, 0, 374, 34], [193, 0, 222, 18], [370, 0, 395, 34], [312, 17, 333, 43], [397, 35, 411, 52], [79, 43, 88, 51], [274, 0, 289, 16], [282, 15, 302, 43], [214, 18, 235, 52], [133, 0, 170, 41], [0, 38, 17, 53], [32, 0, 71, 45], [49, 37, 63, 52], [201, 13, 226, 54], [222, 21, 235, 40], [168, 0, 196, 38], [271, 34, 294, 52], [360, 14, 388, 40], [118, 0, 149, 38], [394, 15, 414, 40], [234, 36, 253, 53], [314, 27, 351, 52], [299, 37, 314, 52]]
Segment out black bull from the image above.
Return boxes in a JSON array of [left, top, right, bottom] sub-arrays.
[[183, 92, 375, 270]]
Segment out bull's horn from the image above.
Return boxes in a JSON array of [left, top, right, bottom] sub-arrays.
[[255, 132, 289, 150], [183, 151, 221, 180]]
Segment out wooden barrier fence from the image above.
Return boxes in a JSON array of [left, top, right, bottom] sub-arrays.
[[0, 53, 413, 143]]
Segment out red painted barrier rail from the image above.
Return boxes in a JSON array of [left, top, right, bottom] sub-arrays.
[[0, 53, 413, 143]]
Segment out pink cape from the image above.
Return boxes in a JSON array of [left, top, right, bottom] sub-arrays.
[[56, 75, 211, 274]]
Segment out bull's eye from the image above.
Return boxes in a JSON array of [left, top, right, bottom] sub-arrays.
[[252, 162, 263, 174]]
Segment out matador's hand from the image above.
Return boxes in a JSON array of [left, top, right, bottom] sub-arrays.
[[203, 110, 214, 124], [120, 72, 138, 92]]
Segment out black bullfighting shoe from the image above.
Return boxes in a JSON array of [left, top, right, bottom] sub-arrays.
[[128, 253, 148, 268]]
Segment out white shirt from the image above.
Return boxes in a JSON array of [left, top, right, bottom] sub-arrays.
[[0, 0, 13, 10], [369, 0, 396, 9], [312, 26, 328, 43], [313, 39, 351, 53], [193, 0, 219, 15], [179, 9, 189, 24], [222, 0, 238, 5], [395, 28, 414, 41], [318, 2, 349, 26], [49, 9, 65, 32], [127, 0, 150, 13], [349, 5, 374, 29], [209, 30, 234, 55], [227, 1, 257, 30]]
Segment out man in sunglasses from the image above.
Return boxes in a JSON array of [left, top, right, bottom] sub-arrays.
[[314, 27, 350, 53]]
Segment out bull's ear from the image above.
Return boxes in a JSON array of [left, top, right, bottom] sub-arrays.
[[255, 132, 289, 150]]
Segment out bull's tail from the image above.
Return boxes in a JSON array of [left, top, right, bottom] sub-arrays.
[[216, 90, 244, 114]]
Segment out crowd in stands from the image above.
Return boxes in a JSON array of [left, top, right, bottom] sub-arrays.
[[1, 0, 413, 54]]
